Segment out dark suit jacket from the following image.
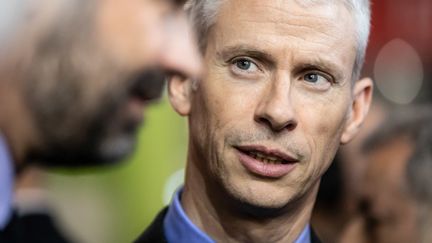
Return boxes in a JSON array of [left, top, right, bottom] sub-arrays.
[[0, 211, 71, 243], [135, 207, 322, 243]]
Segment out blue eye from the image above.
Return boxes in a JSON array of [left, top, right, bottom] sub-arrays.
[[304, 73, 319, 82], [236, 59, 252, 70], [303, 72, 330, 84], [231, 58, 259, 73], [301, 72, 333, 91]]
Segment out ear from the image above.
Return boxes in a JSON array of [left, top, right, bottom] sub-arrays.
[[167, 75, 194, 116], [341, 78, 373, 144]]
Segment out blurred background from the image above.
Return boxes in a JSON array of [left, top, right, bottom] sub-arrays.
[[15, 1, 432, 243]]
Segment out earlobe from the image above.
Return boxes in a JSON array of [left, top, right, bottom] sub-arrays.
[[167, 75, 193, 116], [341, 78, 373, 144]]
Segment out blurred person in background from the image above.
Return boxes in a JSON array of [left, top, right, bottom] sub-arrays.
[[312, 96, 388, 243], [407, 124, 432, 243], [136, 0, 373, 242], [0, 0, 201, 242], [340, 106, 432, 243]]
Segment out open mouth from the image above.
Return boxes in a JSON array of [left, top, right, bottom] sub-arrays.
[[245, 151, 291, 164], [235, 145, 298, 178], [236, 145, 298, 164]]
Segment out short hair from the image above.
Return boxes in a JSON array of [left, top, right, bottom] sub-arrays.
[[185, 0, 371, 81]]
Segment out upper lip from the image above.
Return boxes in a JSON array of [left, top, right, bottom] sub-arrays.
[[234, 144, 299, 163]]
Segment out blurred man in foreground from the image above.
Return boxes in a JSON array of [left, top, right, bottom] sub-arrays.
[[0, 0, 201, 242], [136, 0, 373, 242]]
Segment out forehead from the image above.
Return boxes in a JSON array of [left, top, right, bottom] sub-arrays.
[[209, 0, 357, 74]]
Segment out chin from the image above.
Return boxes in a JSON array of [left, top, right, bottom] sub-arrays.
[[231, 193, 294, 218], [95, 135, 137, 163], [222, 178, 298, 217], [31, 132, 137, 168]]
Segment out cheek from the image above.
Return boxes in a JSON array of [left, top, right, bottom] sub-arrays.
[[294, 90, 350, 168], [200, 71, 257, 127]]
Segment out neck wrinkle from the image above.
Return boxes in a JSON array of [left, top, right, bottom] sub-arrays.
[[182, 145, 320, 243]]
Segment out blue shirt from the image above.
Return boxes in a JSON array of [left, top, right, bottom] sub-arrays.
[[0, 134, 14, 230], [164, 188, 311, 243]]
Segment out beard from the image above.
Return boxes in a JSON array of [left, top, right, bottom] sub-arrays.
[[25, 62, 166, 167], [21, 18, 166, 167]]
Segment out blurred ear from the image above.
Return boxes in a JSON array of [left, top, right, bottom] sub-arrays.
[[341, 78, 373, 144], [167, 75, 193, 116]]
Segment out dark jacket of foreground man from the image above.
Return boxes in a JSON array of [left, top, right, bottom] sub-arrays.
[[135, 207, 322, 243], [0, 212, 70, 243]]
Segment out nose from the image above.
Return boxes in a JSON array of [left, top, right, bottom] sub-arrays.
[[254, 77, 298, 132], [159, 12, 202, 80]]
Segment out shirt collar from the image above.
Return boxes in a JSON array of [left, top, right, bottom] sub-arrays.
[[164, 187, 311, 243], [295, 224, 311, 243], [164, 188, 215, 243], [0, 134, 14, 230]]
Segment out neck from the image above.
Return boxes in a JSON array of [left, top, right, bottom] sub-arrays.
[[182, 147, 318, 243]]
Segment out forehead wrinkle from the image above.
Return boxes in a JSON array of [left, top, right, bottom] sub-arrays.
[[213, 0, 357, 79], [273, 11, 353, 44], [223, 1, 355, 49]]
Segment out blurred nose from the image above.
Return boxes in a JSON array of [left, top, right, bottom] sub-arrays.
[[254, 76, 298, 132], [160, 12, 202, 80]]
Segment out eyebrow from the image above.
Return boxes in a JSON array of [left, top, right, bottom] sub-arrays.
[[218, 44, 277, 68], [293, 58, 345, 81], [166, 0, 187, 8], [155, 0, 187, 9]]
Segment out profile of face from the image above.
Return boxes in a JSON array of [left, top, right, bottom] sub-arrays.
[[355, 136, 419, 243], [169, 0, 372, 212], [20, 0, 201, 166]]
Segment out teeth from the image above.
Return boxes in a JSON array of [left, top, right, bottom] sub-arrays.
[[249, 151, 285, 164]]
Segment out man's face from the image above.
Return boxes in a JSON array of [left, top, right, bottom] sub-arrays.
[[359, 136, 418, 243], [171, 0, 371, 211], [23, 0, 201, 166]]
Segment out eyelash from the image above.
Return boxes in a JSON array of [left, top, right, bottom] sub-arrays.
[[231, 57, 260, 69], [301, 70, 335, 84], [227, 57, 263, 78]]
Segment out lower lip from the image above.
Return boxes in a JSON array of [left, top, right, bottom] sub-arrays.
[[236, 149, 297, 178]]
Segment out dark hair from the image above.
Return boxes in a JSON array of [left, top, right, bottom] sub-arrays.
[[361, 105, 432, 153], [406, 124, 432, 203]]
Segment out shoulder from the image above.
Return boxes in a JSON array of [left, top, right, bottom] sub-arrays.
[[134, 207, 169, 243], [1, 212, 71, 243]]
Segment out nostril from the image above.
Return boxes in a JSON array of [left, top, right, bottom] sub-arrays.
[[286, 121, 297, 131], [257, 117, 272, 128], [256, 116, 297, 132]]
